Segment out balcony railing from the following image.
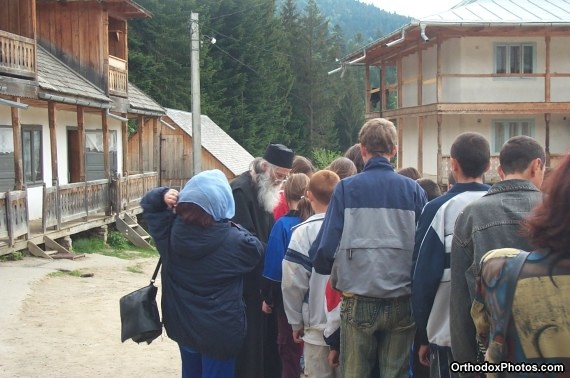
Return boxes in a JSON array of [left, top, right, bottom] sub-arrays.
[[108, 55, 128, 97], [440, 153, 566, 186], [0, 30, 36, 79]]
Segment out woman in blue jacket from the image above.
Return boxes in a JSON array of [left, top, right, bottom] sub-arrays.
[[141, 169, 263, 378]]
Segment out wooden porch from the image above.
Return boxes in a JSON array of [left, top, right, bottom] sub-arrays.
[[0, 172, 158, 256]]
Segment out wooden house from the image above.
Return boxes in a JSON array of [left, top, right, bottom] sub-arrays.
[[336, 0, 570, 184], [129, 108, 254, 189], [0, 0, 164, 256]]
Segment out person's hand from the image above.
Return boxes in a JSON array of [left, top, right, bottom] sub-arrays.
[[328, 349, 340, 368], [418, 344, 430, 367], [292, 329, 304, 343], [164, 189, 179, 209], [261, 301, 273, 314]]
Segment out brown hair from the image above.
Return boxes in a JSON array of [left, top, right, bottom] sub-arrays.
[[416, 178, 442, 201], [309, 170, 340, 205], [176, 202, 215, 228], [499, 136, 545, 175], [284, 173, 310, 204], [523, 154, 570, 255], [326, 157, 357, 179], [397, 167, 421, 180], [291, 156, 316, 176], [344, 144, 364, 173], [358, 118, 397, 157], [450, 132, 490, 178]]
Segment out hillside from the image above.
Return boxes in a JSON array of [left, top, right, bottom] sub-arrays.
[[281, 0, 411, 42]]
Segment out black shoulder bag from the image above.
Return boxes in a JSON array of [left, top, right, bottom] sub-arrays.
[[119, 258, 163, 344]]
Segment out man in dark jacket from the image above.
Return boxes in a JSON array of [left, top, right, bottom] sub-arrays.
[[450, 136, 545, 375], [231, 143, 294, 378]]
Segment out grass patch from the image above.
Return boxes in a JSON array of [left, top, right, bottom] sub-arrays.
[[48, 269, 84, 278], [126, 263, 145, 274], [0, 250, 25, 262], [72, 231, 158, 260]]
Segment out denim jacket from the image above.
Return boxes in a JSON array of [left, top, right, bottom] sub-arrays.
[[449, 179, 543, 373]]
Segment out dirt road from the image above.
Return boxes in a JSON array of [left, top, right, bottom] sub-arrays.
[[0, 254, 180, 377]]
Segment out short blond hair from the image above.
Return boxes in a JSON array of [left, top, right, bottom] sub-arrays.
[[358, 118, 397, 156], [309, 170, 340, 205]]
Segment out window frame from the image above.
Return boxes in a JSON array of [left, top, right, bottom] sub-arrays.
[[492, 119, 535, 153], [22, 124, 43, 186], [494, 42, 536, 76]]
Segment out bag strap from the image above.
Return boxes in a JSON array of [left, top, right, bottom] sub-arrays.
[[495, 250, 530, 363], [150, 258, 162, 284]]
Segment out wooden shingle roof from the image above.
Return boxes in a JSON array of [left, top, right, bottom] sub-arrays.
[[37, 45, 111, 106], [165, 108, 254, 175], [127, 83, 165, 115]]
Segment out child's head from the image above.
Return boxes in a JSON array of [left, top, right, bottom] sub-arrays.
[[325, 157, 357, 179], [283, 173, 310, 208], [309, 170, 340, 206]]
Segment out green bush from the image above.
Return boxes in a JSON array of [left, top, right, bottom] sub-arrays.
[[311, 148, 341, 169], [107, 231, 130, 250]]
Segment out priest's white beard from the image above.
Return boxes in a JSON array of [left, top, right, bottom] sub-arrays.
[[256, 171, 281, 213]]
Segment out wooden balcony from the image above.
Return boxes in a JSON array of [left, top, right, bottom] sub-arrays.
[[0, 30, 36, 79], [440, 153, 566, 186], [108, 55, 128, 97]]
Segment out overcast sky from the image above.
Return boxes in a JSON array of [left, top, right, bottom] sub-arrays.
[[359, 0, 462, 18]]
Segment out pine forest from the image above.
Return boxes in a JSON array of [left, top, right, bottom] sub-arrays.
[[128, 0, 410, 162]]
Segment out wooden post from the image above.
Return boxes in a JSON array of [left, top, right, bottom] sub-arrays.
[[101, 109, 109, 179], [138, 115, 144, 173], [11, 98, 24, 190], [365, 64, 371, 113], [418, 116, 424, 175], [121, 113, 128, 177], [381, 62, 387, 113], [545, 113, 551, 167], [48, 101, 58, 186], [417, 44, 424, 175], [437, 41, 442, 103], [77, 106, 85, 182], [437, 114, 442, 185], [398, 118, 404, 169], [152, 117, 159, 173], [545, 34, 551, 103], [397, 56, 402, 109]]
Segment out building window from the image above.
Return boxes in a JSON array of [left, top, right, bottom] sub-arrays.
[[495, 43, 534, 74], [493, 119, 534, 153], [22, 126, 43, 185]]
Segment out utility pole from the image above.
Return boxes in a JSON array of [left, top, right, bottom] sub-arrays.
[[190, 11, 201, 175]]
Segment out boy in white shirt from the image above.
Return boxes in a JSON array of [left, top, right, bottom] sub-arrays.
[[282, 170, 341, 378]]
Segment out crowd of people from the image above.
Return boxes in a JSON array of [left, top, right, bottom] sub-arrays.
[[141, 117, 569, 378]]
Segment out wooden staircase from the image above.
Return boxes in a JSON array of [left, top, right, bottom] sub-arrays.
[[27, 236, 85, 260], [115, 213, 154, 250]]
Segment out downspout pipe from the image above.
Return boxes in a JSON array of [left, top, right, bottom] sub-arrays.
[[328, 49, 366, 75], [386, 29, 406, 47], [106, 109, 129, 122], [0, 98, 29, 109], [420, 24, 429, 42]]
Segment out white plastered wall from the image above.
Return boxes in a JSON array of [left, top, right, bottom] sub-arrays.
[[0, 105, 123, 220]]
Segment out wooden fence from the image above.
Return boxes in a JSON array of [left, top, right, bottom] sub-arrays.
[[0, 190, 29, 246], [0, 173, 158, 248], [111, 173, 158, 213]]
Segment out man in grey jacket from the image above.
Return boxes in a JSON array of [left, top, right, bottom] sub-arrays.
[[450, 136, 545, 374], [312, 118, 427, 378]]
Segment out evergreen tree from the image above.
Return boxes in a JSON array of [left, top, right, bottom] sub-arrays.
[[296, 0, 338, 154]]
